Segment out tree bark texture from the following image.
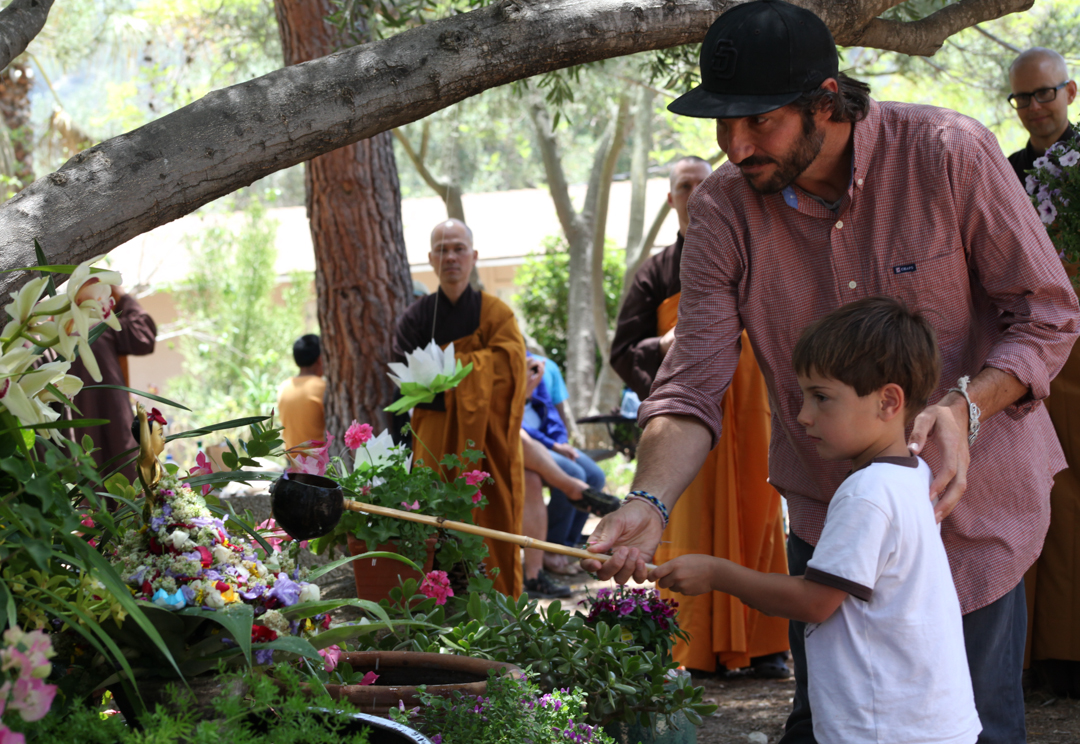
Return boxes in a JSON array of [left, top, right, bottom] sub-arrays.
[[0, 0, 55, 73], [0, 0, 1036, 292], [275, 0, 412, 439]]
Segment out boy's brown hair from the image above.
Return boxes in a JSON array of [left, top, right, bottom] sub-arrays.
[[792, 297, 941, 418]]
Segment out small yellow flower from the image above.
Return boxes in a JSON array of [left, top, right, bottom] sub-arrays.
[[220, 587, 239, 604]]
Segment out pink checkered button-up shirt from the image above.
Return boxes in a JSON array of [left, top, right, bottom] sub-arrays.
[[640, 99, 1079, 614]]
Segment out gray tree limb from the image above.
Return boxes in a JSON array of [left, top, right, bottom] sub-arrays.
[[856, 0, 1033, 56], [0, 0, 54, 73], [0, 0, 1036, 293]]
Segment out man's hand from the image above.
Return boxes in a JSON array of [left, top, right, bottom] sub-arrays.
[[649, 555, 718, 595], [552, 442, 578, 460], [908, 396, 969, 523], [525, 358, 545, 397], [582, 500, 664, 584]]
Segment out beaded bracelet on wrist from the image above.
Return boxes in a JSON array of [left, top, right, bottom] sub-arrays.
[[627, 490, 669, 529]]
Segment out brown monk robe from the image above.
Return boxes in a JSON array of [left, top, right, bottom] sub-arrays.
[[611, 236, 788, 673], [1024, 329, 1080, 693], [69, 288, 157, 485], [394, 284, 528, 598]]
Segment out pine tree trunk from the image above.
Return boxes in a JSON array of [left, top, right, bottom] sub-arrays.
[[274, 0, 411, 441]]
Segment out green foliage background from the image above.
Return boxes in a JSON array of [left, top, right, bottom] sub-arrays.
[[165, 201, 315, 445], [512, 235, 624, 372]]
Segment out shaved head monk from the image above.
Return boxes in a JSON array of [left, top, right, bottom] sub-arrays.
[[611, 156, 790, 679], [393, 219, 528, 597], [1007, 47, 1077, 183]]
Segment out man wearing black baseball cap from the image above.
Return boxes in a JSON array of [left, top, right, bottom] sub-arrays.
[[584, 2, 1080, 744]]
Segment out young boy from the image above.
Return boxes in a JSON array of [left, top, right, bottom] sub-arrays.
[[649, 297, 981, 744]]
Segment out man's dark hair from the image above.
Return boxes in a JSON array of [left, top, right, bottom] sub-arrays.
[[293, 334, 321, 368], [792, 297, 940, 419], [793, 72, 871, 130]]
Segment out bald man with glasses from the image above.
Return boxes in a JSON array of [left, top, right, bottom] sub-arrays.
[[1007, 48, 1077, 183]]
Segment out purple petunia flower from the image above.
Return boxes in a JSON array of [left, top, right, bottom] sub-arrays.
[[254, 649, 274, 665], [240, 584, 267, 601], [268, 574, 302, 606], [1061, 150, 1079, 167], [1038, 199, 1058, 225]]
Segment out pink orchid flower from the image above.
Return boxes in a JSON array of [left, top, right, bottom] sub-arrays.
[[344, 421, 374, 450], [286, 435, 334, 476], [419, 570, 454, 606], [400, 500, 420, 511], [188, 451, 215, 496], [318, 644, 343, 673], [359, 671, 380, 686]]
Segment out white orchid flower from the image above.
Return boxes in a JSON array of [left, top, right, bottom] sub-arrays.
[[3, 277, 49, 325], [55, 319, 102, 382], [0, 348, 65, 434], [354, 428, 412, 477], [388, 340, 456, 389]]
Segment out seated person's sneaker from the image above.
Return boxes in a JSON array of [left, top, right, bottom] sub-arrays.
[[524, 570, 572, 599], [571, 488, 622, 517]]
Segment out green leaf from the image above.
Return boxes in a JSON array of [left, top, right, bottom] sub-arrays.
[[179, 603, 255, 667], [167, 416, 270, 440], [206, 505, 274, 555], [7, 418, 110, 432], [81, 385, 191, 411], [256, 634, 323, 661], [305, 549, 419, 582], [281, 598, 393, 630], [34, 239, 59, 297]]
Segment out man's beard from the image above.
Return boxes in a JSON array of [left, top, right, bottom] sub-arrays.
[[737, 117, 826, 195]]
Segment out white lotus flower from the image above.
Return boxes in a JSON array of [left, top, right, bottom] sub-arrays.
[[353, 428, 412, 476], [388, 340, 456, 389]]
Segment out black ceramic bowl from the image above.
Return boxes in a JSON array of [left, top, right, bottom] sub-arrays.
[[269, 472, 345, 541]]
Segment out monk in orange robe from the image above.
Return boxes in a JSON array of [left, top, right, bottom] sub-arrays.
[[394, 219, 527, 598], [610, 157, 789, 675]]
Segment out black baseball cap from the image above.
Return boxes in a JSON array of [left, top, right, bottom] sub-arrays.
[[668, 0, 839, 119]]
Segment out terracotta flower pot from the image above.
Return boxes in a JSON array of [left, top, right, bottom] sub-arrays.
[[325, 651, 524, 717], [346, 534, 437, 604]]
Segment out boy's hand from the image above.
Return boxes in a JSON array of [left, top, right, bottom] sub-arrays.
[[648, 555, 719, 595]]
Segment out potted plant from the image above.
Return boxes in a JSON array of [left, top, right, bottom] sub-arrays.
[[1026, 140, 1079, 289], [308, 424, 495, 600]]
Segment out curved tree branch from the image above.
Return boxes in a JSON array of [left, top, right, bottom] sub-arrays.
[[0, 0, 54, 73], [0, 0, 1035, 291], [857, 0, 1033, 57]]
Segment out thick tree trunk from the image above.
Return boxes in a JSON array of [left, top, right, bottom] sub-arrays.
[[0, 0, 1036, 291], [0, 0, 55, 73], [275, 0, 411, 439]]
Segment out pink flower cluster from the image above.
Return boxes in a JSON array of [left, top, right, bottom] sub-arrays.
[[462, 470, 490, 504], [286, 435, 334, 475], [344, 421, 374, 450], [418, 570, 454, 605], [188, 451, 215, 496], [0, 626, 57, 742]]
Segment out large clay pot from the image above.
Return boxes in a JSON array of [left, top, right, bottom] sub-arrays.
[[325, 651, 524, 717], [245, 709, 433, 743], [346, 534, 437, 604]]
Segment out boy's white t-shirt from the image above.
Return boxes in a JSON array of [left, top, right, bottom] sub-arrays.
[[804, 456, 981, 744]]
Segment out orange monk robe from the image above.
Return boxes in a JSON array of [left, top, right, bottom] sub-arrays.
[[1024, 339, 1080, 669], [409, 294, 528, 598], [653, 293, 789, 672]]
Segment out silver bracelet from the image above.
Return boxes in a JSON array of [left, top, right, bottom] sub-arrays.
[[947, 376, 981, 447]]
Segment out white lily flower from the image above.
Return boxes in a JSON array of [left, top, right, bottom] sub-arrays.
[[388, 340, 456, 389], [354, 428, 412, 476]]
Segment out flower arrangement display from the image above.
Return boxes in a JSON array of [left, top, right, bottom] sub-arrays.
[[389, 671, 615, 744], [1026, 139, 1080, 288], [384, 340, 472, 414], [110, 467, 330, 666], [0, 626, 57, 744], [309, 421, 494, 591], [580, 586, 686, 662]]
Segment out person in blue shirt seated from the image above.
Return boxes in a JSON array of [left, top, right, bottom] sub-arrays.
[[522, 354, 609, 577]]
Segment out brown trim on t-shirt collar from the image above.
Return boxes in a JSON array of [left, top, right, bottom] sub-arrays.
[[853, 455, 919, 473], [805, 567, 873, 602]]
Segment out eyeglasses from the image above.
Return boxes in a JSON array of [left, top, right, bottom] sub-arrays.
[[1007, 81, 1071, 110]]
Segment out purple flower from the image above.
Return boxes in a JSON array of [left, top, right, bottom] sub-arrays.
[[289, 620, 301, 636], [129, 567, 148, 585], [202, 569, 223, 581], [240, 585, 267, 601], [150, 516, 166, 531], [268, 574, 302, 606], [162, 504, 173, 517], [191, 517, 216, 528], [431, 737, 442, 744], [181, 585, 196, 603], [254, 649, 274, 665], [1061, 150, 1080, 167], [1038, 199, 1058, 225]]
